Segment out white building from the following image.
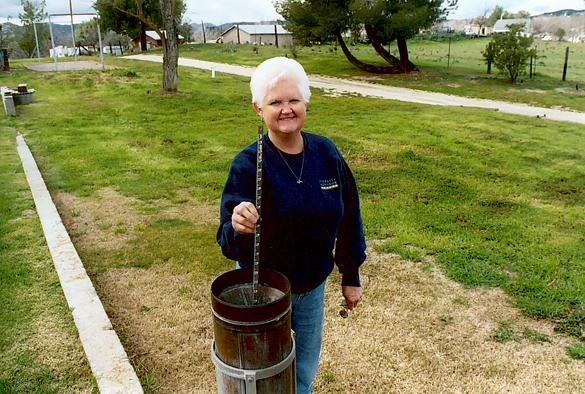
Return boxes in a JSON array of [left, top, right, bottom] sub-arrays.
[[493, 19, 532, 35], [49, 46, 79, 58], [218, 25, 293, 46]]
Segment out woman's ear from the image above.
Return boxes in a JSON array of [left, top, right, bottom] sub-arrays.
[[253, 102, 262, 117]]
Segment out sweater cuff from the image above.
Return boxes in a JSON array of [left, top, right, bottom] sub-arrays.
[[341, 267, 361, 287]]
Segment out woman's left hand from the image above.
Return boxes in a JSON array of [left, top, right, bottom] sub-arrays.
[[342, 286, 362, 310]]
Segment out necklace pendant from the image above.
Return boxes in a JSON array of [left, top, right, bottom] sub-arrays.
[[297, 180, 303, 184]]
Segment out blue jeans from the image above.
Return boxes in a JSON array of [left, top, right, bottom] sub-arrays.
[[292, 281, 326, 394], [235, 263, 325, 394]]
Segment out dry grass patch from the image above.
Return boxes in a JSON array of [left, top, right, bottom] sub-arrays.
[[315, 241, 585, 393], [54, 187, 217, 251], [82, 237, 585, 393], [94, 266, 216, 393]]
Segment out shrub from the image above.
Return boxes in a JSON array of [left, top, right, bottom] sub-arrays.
[[482, 24, 536, 83]]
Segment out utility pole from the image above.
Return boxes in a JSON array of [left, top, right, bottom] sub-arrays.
[[32, 21, 41, 62], [447, 35, 451, 68], [68, 0, 77, 61], [201, 20, 206, 44]]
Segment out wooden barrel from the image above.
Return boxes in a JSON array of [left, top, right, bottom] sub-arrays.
[[211, 268, 296, 394]]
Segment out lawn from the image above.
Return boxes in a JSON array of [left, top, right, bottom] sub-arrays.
[[179, 38, 585, 112], [0, 127, 96, 392], [1, 56, 584, 390]]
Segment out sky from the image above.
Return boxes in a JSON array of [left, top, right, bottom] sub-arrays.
[[1, 0, 584, 25]]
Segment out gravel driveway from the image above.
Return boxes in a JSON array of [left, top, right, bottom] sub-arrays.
[[124, 54, 585, 125]]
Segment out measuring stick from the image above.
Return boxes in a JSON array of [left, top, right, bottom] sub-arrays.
[[252, 125, 264, 304]]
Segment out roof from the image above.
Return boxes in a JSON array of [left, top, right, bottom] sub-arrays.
[[224, 24, 290, 36], [145, 30, 184, 40], [493, 19, 531, 33]]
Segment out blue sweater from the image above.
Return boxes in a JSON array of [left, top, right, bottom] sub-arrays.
[[217, 131, 366, 293]]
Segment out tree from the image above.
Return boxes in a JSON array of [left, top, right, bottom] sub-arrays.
[[486, 5, 503, 27], [503, 10, 530, 19], [355, 0, 457, 72], [76, 18, 100, 53], [555, 28, 566, 42], [484, 24, 535, 83], [473, 8, 490, 36], [94, 0, 185, 91], [18, 0, 48, 58], [105, 30, 131, 54], [177, 19, 192, 42], [276, 0, 457, 74], [481, 40, 496, 74], [0, 20, 12, 48], [95, 0, 162, 52]]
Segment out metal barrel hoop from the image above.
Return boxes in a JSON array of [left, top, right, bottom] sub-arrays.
[[211, 334, 296, 394]]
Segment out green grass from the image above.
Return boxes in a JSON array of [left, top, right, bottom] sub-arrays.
[[566, 342, 585, 360], [0, 128, 96, 392], [522, 328, 551, 344], [178, 39, 585, 112], [491, 321, 520, 343], [1, 54, 584, 348]]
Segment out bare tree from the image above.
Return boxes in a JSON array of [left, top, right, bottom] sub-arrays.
[[473, 7, 491, 36]]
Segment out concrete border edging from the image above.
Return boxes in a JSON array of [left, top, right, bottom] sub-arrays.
[[16, 134, 143, 394]]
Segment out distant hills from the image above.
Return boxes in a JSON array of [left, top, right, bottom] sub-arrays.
[[536, 9, 585, 17], [1, 22, 77, 46]]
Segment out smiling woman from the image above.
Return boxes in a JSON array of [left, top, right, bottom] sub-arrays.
[[217, 57, 367, 394]]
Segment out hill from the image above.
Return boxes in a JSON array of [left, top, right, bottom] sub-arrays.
[[537, 9, 585, 17]]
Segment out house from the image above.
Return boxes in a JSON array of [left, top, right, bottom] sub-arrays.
[[217, 24, 293, 46], [132, 31, 185, 50], [493, 18, 532, 35], [49, 45, 79, 57], [463, 24, 493, 37]]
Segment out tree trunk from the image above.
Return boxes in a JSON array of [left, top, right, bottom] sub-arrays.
[[160, 0, 179, 91], [140, 21, 147, 52], [335, 32, 402, 74], [364, 25, 402, 68], [396, 36, 417, 72]]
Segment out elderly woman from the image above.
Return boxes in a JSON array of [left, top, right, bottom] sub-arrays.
[[217, 57, 366, 393]]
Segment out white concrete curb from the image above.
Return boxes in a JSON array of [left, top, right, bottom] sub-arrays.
[[16, 134, 143, 394]]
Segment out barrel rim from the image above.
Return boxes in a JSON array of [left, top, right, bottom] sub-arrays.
[[211, 268, 291, 324]]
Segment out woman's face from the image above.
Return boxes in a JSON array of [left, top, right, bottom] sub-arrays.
[[255, 79, 307, 138]]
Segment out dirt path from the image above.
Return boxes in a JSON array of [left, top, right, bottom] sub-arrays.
[[123, 54, 585, 126], [25, 61, 116, 72]]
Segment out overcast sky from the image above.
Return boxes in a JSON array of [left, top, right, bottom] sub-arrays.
[[1, 0, 584, 25]]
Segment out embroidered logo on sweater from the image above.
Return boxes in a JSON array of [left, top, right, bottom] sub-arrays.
[[319, 178, 339, 190]]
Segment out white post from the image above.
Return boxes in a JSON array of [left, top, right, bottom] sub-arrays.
[[48, 16, 57, 71], [32, 21, 41, 62], [211, 67, 215, 78], [96, 16, 104, 70], [69, 0, 77, 61]]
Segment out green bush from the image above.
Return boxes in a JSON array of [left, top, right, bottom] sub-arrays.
[[483, 24, 536, 82]]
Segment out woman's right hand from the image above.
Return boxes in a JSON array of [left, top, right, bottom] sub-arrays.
[[231, 202, 259, 234]]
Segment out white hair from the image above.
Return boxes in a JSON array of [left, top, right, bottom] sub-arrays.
[[250, 57, 311, 106]]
